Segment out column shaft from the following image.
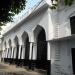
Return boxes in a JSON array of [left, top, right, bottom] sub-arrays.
[[21, 45, 25, 59], [18, 45, 21, 59], [47, 41, 51, 60], [11, 47, 14, 58], [32, 43, 37, 60], [29, 42, 33, 60]]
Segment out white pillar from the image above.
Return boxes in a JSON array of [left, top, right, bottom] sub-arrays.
[[1, 51, 3, 58], [13, 47, 17, 59], [18, 37, 23, 59], [5, 50, 7, 58], [11, 39, 15, 59], [7, 49, 9, 58], [4, 50, 5, 58], [9, 48, 11, 58], [6, 48, 8, 58], [2, 50, 4, 59], [18, 45, 21, 59], [6, 49, 8, 58], [11, 47, 14, 58], [12, 48, 14, 58], [21, 45, 25, 59], [8, 48, 11, 58], [4, 51, 5, 58], [6, 49, 7, 58], [29, 42, 33, 60], [10, 48, 12, 58], [47, 41, 51, 60], [5, 51, 6, 58], [32, 43, 37, 60]]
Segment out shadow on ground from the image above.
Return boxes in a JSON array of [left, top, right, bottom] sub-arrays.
[[0, 62, 46, 75], [0, 72, 30, 75]]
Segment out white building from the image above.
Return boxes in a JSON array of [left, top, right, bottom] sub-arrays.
[[1, 0, 75, 75]]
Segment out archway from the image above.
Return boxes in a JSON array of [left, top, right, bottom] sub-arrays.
[[8, 39, 12, 58], [22, 31, 30, 66], [4, 41, 6, 58], [34, 25, 47, 70], [14, 36, 19, 59], [4, 41, 6, 49], [37, 28, 47, 60], [8, 39, 12, 64], [22, 31, 30, 60]]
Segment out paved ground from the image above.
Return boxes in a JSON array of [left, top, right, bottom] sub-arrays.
[[0, 62, 46, 75]]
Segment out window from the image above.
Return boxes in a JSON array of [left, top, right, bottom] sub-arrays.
[[70, 16, 75, 34]]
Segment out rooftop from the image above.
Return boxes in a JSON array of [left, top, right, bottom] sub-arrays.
[[1, 0, 51, 36]]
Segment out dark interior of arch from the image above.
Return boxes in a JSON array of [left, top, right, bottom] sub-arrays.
[[21, 32, 30, 60], [22, 31, 27, 44], [14, 36, 19, 59], [4, 41, 6, 49], [9, 39, 12, 58], [35, 26, 48, 71], [9, 39, 11, 47], [70, 16, 75, 34], [25, 36, 30, 60], [37, 28, 47, 60]]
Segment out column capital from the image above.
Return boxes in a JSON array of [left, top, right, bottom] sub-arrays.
[[29, 42, 34, 43]]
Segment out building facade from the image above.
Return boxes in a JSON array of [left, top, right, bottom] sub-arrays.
[[1, 0, 75, 75]]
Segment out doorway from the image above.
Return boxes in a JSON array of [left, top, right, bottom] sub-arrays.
[[37, 28, 47, 61], [71, 48, 75, 74]]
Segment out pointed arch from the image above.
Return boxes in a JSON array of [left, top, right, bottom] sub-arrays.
[[4, 41, 6, 49], [33, 25, 47, 70], [21, 31, 29, 45], [34, 25, 47, 60], [8, 39, 12, 47], [33, 25, 47, 41], [8, 39, 12, 59], [14, 36, 19, 46], [14, 35, 19, 59], [21, 31, 30, 60]]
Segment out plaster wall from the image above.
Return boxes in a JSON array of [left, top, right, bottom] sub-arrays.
[[51, 39, 75, 75]]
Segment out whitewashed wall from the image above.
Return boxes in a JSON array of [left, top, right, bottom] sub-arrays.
[[2, 1, 75, 75], [50, 39, 75, 75], [2, 7, 51, 60]]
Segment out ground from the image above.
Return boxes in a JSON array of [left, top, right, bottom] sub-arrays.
[[0, 62, 46, 75]]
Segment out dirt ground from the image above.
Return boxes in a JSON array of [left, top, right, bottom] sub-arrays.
[[0, 62, 46, 75]]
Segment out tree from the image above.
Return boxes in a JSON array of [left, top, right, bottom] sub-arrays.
[[0, 0, 26, 28], [64, 0, 74, 5], [51, 0, 74, 9], [0, 0, 74, 29]]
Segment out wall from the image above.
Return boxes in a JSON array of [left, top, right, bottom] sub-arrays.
[[50, 39, 75, 75]]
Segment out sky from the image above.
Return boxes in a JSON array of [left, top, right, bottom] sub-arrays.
[[26, 0, 41, 10], [1, 0, 41, 31], [14, 0, 41, 19]]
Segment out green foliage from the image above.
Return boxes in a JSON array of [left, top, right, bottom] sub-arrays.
[[0, 0, 26, 28], [0, 0, 74, 30], [64, 0, 74, 6], [50, 0, 74, 9]]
